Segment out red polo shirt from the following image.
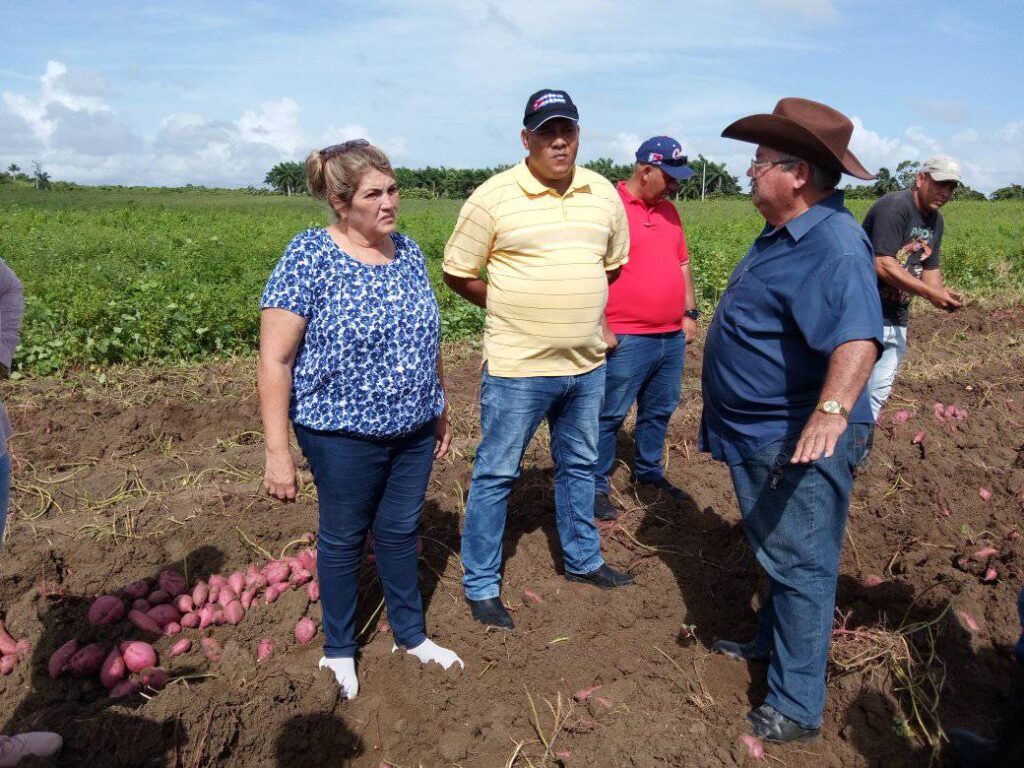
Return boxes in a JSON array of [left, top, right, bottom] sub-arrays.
[[606, 181, 689, 334]]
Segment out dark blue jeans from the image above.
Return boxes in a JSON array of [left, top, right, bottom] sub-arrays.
[[295, 422, 434, 658], [728, 423, 872, 728], [596, 331, 686, 495], [461, 365, 606, 600]]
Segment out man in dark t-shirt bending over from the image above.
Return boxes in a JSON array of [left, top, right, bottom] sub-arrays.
[[863, 155, 964, 419]]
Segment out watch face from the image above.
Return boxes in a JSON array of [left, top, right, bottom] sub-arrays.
[[823, 401, 841, 414]]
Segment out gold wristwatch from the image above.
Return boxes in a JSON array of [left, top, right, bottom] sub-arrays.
[[816, 400, 849, 418]]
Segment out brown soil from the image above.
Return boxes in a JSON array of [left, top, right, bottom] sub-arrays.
[[1, 305, 1022, 768]]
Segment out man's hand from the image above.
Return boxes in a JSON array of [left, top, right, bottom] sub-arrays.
[[682, 317, 698, 343], [928, 287, 963, 312], [434, 415, 452, 460], [602, 324, 619, 353], [791, 411, 848, 464], [264, 449, 298, 501]]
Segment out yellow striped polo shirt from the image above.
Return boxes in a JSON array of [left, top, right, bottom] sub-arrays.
[[443, 161, 629, 377]]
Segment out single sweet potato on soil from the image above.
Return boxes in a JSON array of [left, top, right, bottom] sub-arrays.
[[158, 569, 187, 597], [68, 643, 107, 677], [147, 604, 181, 628], [100, 648, 127, 689], [294, 618, 316, 645], [48, 639, 79, 679], [122, 641, 157, 673], [169, 638, 192, 657], [256, 637, 273, 663], [128, 610, 162, 634], [122, 580, 150, 599], [224, 600, 244, 625], [87, 595, 126, 626]]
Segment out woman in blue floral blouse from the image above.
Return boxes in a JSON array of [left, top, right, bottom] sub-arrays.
[[259, 140, 462, 699]]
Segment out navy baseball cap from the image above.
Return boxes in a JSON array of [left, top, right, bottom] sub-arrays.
[[635, 136, 695, 180], [523, 89, 579, 131]]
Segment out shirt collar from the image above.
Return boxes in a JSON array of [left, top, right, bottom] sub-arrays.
[[770, 190, 846, 242], [513, 160, 588, 197]]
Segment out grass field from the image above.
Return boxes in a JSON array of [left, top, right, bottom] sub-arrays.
[[2, 186, 1022, 374]]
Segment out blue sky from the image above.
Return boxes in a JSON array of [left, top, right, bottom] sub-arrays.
[[2, 0, 1022, 192]]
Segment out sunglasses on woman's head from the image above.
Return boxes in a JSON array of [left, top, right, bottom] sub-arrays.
[[321, 139, 370, 160]]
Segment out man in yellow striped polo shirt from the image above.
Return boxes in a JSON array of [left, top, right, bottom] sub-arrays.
[[443, 89, 635, 630]]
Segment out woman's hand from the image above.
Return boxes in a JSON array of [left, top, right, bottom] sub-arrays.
[[434, 414, 452, 460], [264, 449, 299, 501]]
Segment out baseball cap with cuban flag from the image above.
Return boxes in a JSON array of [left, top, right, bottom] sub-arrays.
[[523, 89, 579, 131], [636, 136, 695, 181]]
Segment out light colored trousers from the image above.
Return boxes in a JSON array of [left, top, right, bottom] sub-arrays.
[[867, 324, 908, 420]]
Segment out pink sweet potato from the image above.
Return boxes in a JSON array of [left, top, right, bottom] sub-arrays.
[[131, 599, 152, 613], [180, 611, 200, 628], [289, 569, 312, 589], [198, 605, 216, 629], [169, 638, 192, 657], [158, 569, 187, 597], [306, 581, 320, 602], [523, 587, 544, 605], [128, 609, 163, 635], [148, 590, 170, 606], [68, 643, 107, 677], [208, 574, 228, 590], [138, 666, 169, 688], [147, 604, 181, 628], [123, 641, 158, 673], [99, 648, 127, 689], [228, 571, 245, 596], [972, 546, 999, 560], [174, 594, 194, 614], [48, 639, 79, 679], [296, 548, 317, 572], [982, 567, 998, 583], [191, 581, 210, 609], [224, 600, 244, 625], [256, 637, 273, 663], [0, 620, 20, 655], [88, 595, 126, 626], [123, 579, 150, 599], [0, 655, 17, 675], [202, 637, 223, 663], [862, 574, 885, 587], [740, 735, 766, 760], [212, 609, 225, 626], [979, 487, 993, 501], [240, 588, 256, 610], [891, 410, 912, 423], [217, 588, 236, 608], [294, 618, 317, 645], [164, 622, 182, 637], [573, 684, 602, 702], [264, 561, 290, 585], [912, 430, 926, 445], [109, 679, 140, 699], [264, 583, 285, 605]]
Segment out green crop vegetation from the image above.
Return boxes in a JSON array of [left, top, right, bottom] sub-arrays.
[[1, 186, 1021, 374]]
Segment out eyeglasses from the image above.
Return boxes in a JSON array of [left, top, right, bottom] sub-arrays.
[[321, 139, 370, 160], [659, 155, 689, 167], [749, 157, 797, 175]]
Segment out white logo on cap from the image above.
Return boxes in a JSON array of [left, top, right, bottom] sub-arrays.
[[672, 147, 684, 159], [533, 93, 567, 110]]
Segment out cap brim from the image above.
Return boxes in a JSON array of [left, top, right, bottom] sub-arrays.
[[660, 164, 695, 181], [525, 111, 579, 131], [722, 112, 876, 181], [927, 172, 961, 183]]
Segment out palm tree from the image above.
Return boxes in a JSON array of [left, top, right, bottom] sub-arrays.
[[32, 161, 51, 190], [872, 167, 900, 196], [7, 164, 20, 174], [264, 161, 306, 196]]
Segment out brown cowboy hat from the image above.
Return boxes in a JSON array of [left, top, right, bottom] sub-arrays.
[[722, 97, 875, 180]]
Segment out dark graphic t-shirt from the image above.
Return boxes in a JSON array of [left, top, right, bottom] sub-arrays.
[[862, 189, 943, 326]]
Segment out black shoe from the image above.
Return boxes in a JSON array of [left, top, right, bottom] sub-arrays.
[[636, 477, 691, 502], [747, 705, 819, 743], [947, 729, 999, 768], [594, 493, 620, 521], [565, 563, 634, 589], [465, 597, 514, 630], [712, 639, 771, 663]]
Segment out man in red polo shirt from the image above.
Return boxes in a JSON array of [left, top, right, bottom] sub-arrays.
[[595, 136, 699, 520]]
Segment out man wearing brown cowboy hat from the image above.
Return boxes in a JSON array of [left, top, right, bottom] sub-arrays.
[[700, 98, 883, 743]]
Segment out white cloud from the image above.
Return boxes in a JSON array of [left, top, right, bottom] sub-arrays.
[[913, 99, 968, 124], [237, 98, 303, 155]]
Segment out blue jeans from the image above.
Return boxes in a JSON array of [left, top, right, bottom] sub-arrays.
[[0, 452, 9, 547], [461, 365, 606, 600], [295, 422, 434, 657], [867, 324, 908, 419], [596, 331, 686, 495], [728, 423, 872, 728]]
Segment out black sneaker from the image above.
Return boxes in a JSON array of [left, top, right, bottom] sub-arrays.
[[465, 597, 514, 630], [594, 493, 619, 521], [712, 639, 771, 663], [636, 477, 692, 502], [747, 704, 819, 743], [565, 563, 634, 589]]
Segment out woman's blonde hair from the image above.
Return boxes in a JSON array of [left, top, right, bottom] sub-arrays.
[[305, 141, 395, 218]]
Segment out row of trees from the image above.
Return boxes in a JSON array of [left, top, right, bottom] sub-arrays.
[[263, 156, 743, 200], [0, 162, 52, 189]]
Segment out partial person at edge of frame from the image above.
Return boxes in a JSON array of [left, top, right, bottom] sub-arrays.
[[442, 88, 635, 632], [258, 139, 463, 700], [0, 258, 64, 767], [595, 136, 700, 522], [702, 98, 883, 743], [863, 155, 965, 420]]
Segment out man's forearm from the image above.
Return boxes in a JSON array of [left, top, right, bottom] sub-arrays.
[[820, 339, 879, 410], [876, 256, 935, 300], [681, 263, 698, 310], [443, 273, 488, 308]]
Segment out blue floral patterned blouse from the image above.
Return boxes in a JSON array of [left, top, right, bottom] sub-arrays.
[[261, 229, 445, 437]]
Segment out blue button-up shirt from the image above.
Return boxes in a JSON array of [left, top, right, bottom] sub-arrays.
[[700, 192, 883, 465]]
